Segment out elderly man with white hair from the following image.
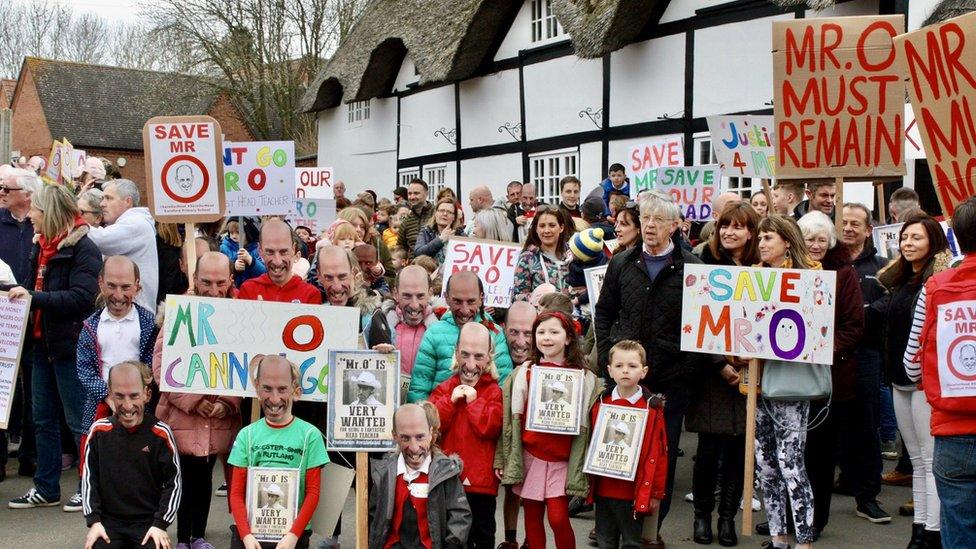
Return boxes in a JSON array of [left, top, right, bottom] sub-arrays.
[[87, 179, 159, 311], [594, 192, 704, 547]]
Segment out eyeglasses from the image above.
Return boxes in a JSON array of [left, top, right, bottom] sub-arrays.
[[0, 186, 24, 193], [80, 210, 102, 215]]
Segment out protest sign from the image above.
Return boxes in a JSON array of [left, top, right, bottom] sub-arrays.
[[159, 295, 359, 402], [310, 463, 356, 539], [442, 237, 521, 308], [583, 404, 648, 481], [526, 365, 585, 435], [584, 264, 608, 318], [71, 149, 87, 176], [143, 115, 225, 222], [326, 349, 398, 452], [773, 16, 906, 179], [630, 136, 684, 195], [904, 103, 925, 159], [936, 300, 976, 398], [0, 293, 30, 430], [706, 116, 776, 178], [287, 198, 337, 234], [893, 11, 976, 217], [296, 167, 335, 200], [246, 467, 299, 542], [44, 139, 72, 184], [223, 141, 296, 216], [680, 264, 837, 364], [632, 165, 722, 220], [873, 221, 963, 263]]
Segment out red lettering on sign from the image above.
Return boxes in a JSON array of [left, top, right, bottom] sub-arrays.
[[780, 272, 800, 303], [282, 315, 324, 352]]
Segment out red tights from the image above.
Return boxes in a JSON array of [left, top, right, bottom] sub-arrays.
[[522, 496, 575, 548]]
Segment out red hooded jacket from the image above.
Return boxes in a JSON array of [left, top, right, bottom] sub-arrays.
[[238, 273, 321, 304]]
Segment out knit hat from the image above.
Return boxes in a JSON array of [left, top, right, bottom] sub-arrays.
[[570, 228, 605, 261], [582, 195, 606, 220]]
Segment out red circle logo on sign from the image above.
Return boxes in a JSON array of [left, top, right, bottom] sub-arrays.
[[946, 334, 976, 382], [161, 155, 210, 204]]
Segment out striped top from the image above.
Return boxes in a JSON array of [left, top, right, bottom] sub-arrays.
[[903, 285, 927, 383]]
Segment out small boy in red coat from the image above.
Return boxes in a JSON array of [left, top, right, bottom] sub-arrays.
[[429, 322, 504, 549], [589, 340, 668, 548]]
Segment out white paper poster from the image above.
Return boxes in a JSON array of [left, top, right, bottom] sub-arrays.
[[583, 404, 648, 481], [326, 349, 399, 451], [441, 237, 521, 308], [936, 300, 976, 398], [0, 293, 30, 429], [246, 467, 299, 542], [526, 366, 586, 435], [143, 116, 225, 222], [223, 141, 296, 216]]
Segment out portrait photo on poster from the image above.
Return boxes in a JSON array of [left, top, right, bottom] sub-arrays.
[[246, 467, 299, 542], [326, 349, 399, 451], [583, 404, 649, 481], [526, 365, 585, 435]]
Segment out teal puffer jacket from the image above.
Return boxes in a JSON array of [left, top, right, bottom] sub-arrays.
[[406, 311, 513, 403]]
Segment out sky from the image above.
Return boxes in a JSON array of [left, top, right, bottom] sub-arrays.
[[12, 0, 143, 25]]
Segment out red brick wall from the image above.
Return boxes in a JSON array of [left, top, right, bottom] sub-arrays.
[[10, 68, 53, 159], [208, 93, 254, 142]]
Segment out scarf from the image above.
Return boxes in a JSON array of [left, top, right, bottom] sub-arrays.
[[32, 216, 85, 339]]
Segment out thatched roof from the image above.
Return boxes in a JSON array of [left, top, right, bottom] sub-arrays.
[[301, 0, 662, 112], [1, 79, 15, 105], [22, 58, 220, 150], [922, 0, 976, 25]]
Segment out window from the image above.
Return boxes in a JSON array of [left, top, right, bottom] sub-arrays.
[[424, 164, 447, 201], [693, 134, 755, 196], [531, 0, 562, 43], [398, 168, 420, 189], [529, 148, 578, 205], [347, 100, 370, 124]]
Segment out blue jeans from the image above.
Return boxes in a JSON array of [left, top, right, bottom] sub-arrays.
[[880, 381, 898, 442], [934, 435, 976, 547], [31, 342, 85, 500]]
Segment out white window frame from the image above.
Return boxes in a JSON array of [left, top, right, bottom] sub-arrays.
[[398, 167, 420, 189], [423, 164, 447, 202], [692, 133, 756, 196], [530, 0, 562, 43], [529, 147, 578, 205], [347, 99, 370, 125]]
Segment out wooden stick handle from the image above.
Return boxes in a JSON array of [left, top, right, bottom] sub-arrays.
[[183, 222, 197, 293], [741, 358, 760, 536], [356, 452, 369, 549]]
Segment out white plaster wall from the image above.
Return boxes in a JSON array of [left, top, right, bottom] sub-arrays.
[[459, 70, 522, 148], [609, 34, 685, 126], [659, 0, 730, 24], [399, 85, 457, 159], [579, 141, 604, 194], [459, 153, 523, 219], [393, 54, 419, 92], [908, 0, 942, 31], [495, 0, 570, 61], [523, 55, 603, 140], [317, 101, 397, 197], [692, 14, 792, 118]]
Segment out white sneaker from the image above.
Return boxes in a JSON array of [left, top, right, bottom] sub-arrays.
[[9, 488, 60, 509], [63, 491, 83, 512]]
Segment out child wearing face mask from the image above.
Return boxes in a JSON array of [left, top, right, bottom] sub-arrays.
[[428, 325, 504, 549], [495, 311, 602, 549]]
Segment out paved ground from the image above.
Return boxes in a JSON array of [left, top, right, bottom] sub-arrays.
[[0, 432, 914, 548]]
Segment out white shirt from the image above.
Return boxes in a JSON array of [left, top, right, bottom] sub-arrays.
[[396, 453, 431, 483], [612, 386, 642, 405], [96, 306, 141, 382], [87, 207, 159, 311]]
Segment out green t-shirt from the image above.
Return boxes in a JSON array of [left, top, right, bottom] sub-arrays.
[[228, 417, 329, 512]]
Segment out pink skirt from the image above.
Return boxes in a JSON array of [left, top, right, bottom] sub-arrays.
[[513, 449, 568, 501]]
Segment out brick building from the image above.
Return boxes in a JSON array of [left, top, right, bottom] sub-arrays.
[[0, 79, 15, 109], [7, 58, 253, 194]]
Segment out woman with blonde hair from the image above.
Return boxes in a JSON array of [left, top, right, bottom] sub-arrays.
[[6, 183, 102, 510], [472, 207, 515, 242], [415, 197, 465, 263]]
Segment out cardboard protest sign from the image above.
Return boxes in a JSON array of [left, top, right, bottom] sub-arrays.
[[526, 366, 585, 435], [310, 463, 356, 538], [326, 350, 398, 452], [44, 139, 72, 184], [246, 467, 299, 542], [773, 16, 906, 179], [630, 136, 684, 195], [287, 198, 337, 234], [296, 167, 335, 200], [160, 295, 359, 402], [680, 264, 837, 364], [904, 103, 925, 159], [935, 300, 976, 398], [0, 293, 30, 430], [143, 115, 225, 222], [706, 116, 776, 178], [584, 265, 608, 318], [583, 404, 648, 481], [223, 141, 296, 216], [633, 165, 722, 220], [893, 11, 976, 217], [71, 149, 87, 177], [442, 237, 521, 308], [873, 221, 963, 263]]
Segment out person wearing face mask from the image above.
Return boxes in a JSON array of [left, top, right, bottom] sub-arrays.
[[868, 213, 951, 549], [429, 323, 504, 549], [152, 252, 242, 549], [796, 212, 879, 536], [75, 257, 159, 512], [315, 245, 382, 333], [239, 220, 321, 304], [81, 361, 180, 549], [228, 355, 329, 549], [367, 266, 438, 400], [407, 270, 513, 403], [369, 403, 472, 549]]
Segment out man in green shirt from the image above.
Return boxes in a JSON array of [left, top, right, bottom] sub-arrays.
[[228, 355, 329, 549]]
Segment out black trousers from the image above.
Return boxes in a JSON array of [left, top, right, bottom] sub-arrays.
[[692, 433, 745, 519], [92, 517, 156, 548], [177, 454, 218, 542], [804, 399, 840, 532], [658, 384, 690, 529], [229, 525, 311, 549], [595, 496, 643, 549], [466, 492, 497, 549], [837, 347, 883, 505]]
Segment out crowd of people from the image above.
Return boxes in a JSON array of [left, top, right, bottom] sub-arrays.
[[0, 154, 975, 549]]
